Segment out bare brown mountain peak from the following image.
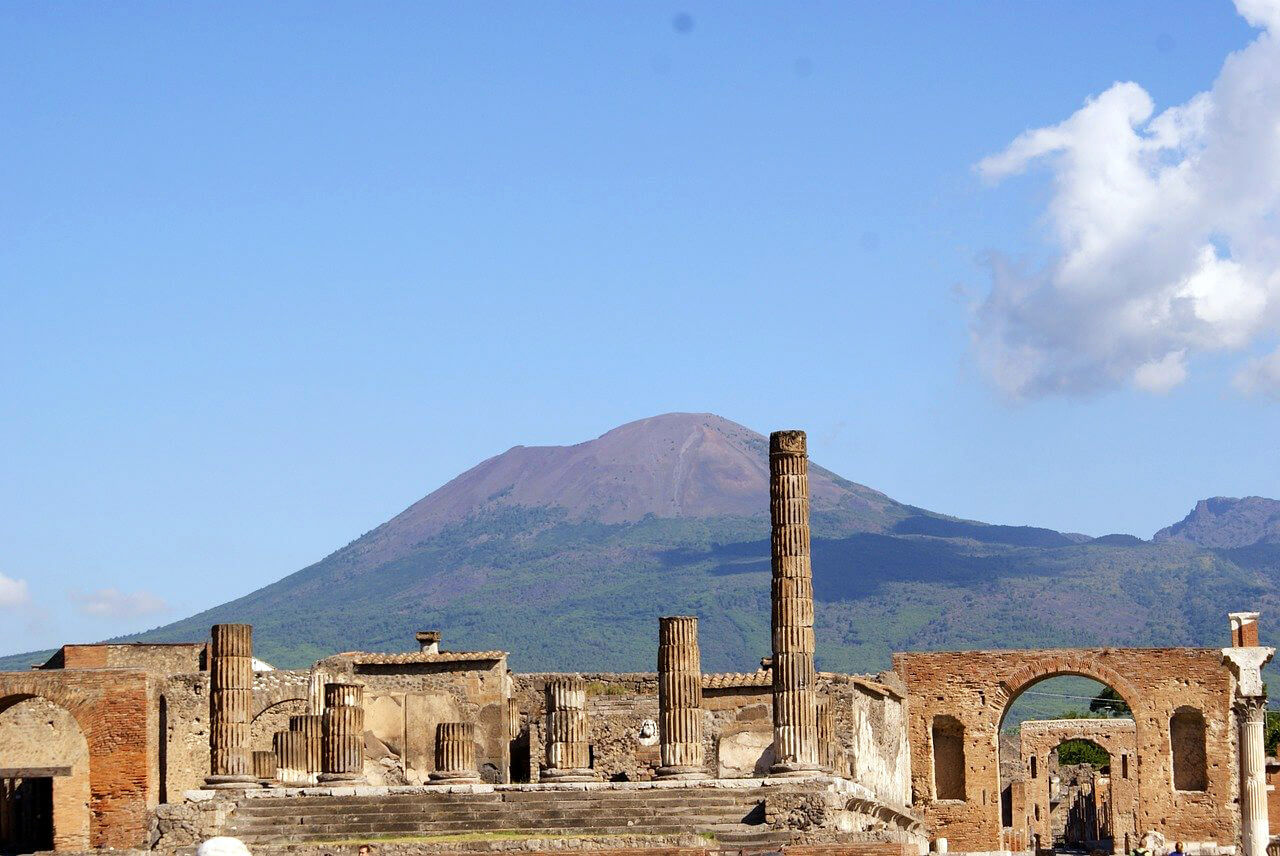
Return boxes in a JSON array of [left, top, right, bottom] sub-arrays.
[[1154, 496, 1280, 549], [353, 413, 900, 563]]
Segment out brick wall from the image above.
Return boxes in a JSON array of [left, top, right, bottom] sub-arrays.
[[0, 669, 151, 849], [894, 648, 1239, 852]]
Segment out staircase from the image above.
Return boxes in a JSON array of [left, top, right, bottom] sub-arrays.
[[223, 787, 777, 846]]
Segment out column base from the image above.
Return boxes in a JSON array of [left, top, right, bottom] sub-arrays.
[[769, 762, 822, 777], [203, 775, 261, 790], [541, 768, 598, 783], [317, 773, 366, 785], [655, 765, 709, 780], [428, 770, 482, 785]]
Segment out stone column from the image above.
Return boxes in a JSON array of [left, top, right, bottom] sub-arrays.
[[320, 682, 366, 784], [769, 430, 820, 775], [816, 695, 836, 773], [274, 730, 310, 786], [205, 623, 258, 788], [429, 722, 481, 784], [507, 698, 522, 741], [290, 714, 323, 785], [252, 750, 277, 784], [657, 615, 707, 779], [1239, 697, 1268, 856], [543, 678, 596, 782]]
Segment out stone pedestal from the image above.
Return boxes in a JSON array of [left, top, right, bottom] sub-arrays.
[[319, 682, 366, 785], [289, 714, 323, 785], [205, 623, 258, 789], [656, 615, 707, 779], [429, 722, 481, 784], [542, 678, 597, 782], [769, 430, 820, 775], [274, 730, 311, 786]]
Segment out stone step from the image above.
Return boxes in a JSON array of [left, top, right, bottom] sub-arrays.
[[228, 811, 754, 835], [233, 823, 705, 844]]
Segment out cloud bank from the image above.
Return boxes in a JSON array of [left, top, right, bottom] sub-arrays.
[[0, 574, 30, 609], [974, 0, 1280, 397], [70, 587, 168, 619]]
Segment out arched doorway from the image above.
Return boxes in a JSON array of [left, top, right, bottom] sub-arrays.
[[0, 695, 90, 852], [1000, 676, 1138, 855]]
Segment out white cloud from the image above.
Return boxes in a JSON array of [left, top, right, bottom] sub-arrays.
[[70, 587, 168, 619], [0, 574, 30, 609], [973, 0, 1280, 398]]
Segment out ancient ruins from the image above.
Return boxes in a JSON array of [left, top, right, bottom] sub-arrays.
[[0, 431, 1274, 856]]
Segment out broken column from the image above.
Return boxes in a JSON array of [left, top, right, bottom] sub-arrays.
[[429, 722, 481, 784], [656, 615, 707, 779], [816, 695, 836, 773], [769, 429, 821, 775], [205, 623, 258, 788], [252, 750, 277, 784], [542, 677, 596, 782], [1224, 612, 1274, 856], [274, 729, 310, 786], [320, 682, 366, 784], [290, 714, 323, 785]]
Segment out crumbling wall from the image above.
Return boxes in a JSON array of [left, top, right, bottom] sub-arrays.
[[160, 674, 209, 799], [895, 647, 1239, 853], [829, 675, 911, 808], [0, 697, 91, 850]]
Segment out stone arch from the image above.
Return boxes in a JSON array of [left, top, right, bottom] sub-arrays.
[[0, 671, 149, 848], [250, 697, 309, 753], [0, 692, 91, 850], [994, 654, 1141, 725]]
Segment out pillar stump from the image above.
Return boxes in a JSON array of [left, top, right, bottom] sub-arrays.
[[542, 678, 597, 782], [205, 623, 259, 788], [769, 430, 821, 775], [319, 682, 366, 785], [656, 615, 708, 779], [274, 730, 310, 786], [816, 695, 837, 773], [252, 750, 277, 785], [289, 714, 323, 786], [429, 722, 482, 784]]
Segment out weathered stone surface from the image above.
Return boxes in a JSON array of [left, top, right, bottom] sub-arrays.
[[206, 623, 257, 789], [543, 677, 597, 781], [429, 721, 481, 784], [657, 616, 707, 779], [769, 430, 820, 775], [717, 729, 775, 778], [320, 683, 365, 784]]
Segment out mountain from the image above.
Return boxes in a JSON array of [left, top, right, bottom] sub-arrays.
[[6, 413, 1278, 674], [1155, 497, 1280, 548]]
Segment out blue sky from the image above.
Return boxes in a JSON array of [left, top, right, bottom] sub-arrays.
[[2, 1, 1278, 656]]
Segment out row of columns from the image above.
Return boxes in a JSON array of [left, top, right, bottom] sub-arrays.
[[205, 429, 831, 788]]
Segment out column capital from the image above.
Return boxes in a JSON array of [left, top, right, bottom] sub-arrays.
[[1223, 647, 1275, 698]]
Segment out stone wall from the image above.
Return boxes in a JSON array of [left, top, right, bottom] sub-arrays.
[[895, 647, 1240, 853], [0, 697, 91, 850], [0, 669, 151, 849]]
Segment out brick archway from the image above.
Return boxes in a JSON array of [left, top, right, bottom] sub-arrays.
[[0, 670, 150, 849], [894, 647, 1239, 854]]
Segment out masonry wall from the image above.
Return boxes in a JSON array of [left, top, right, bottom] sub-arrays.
[[0, 697, 91, 850], [894, 648, 1239, 853], [0, 669, 152, 849]]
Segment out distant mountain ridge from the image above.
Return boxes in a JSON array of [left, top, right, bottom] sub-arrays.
[[1155, 497, 1280, 548], [4, 413, 1277, 674]]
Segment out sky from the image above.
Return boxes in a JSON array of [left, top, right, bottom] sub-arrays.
[[2, 1, 1279, 657]]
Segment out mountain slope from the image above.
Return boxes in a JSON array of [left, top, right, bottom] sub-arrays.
[[8, 413, 1278, 673], [1155, 496, 1280, 548]]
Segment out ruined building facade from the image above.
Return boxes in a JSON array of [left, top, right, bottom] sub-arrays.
[[0, 433, 1272, 854]]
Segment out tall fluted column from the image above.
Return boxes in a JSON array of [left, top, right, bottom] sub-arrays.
[[1239, 697, 1269, 856], [205, 623, 258, 788], [769, 430, 820, 775], [657, 615, 707, 779], [274, 730, 310, 786], [429, 722, 481, 784], [320, 682, 365, 784], [543, 678, 596, 782], [290, 714, 323, 785]]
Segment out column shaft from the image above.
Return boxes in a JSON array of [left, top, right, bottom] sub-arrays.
[[289, 714, 323, 785], [430, 722, 481, 784], [320, 682, 366, 784], [769, 430, 820, 775], [657, 615, 707, 779], [543, 678, 596, 782], [1240, 698, 1269, 856], [206, 623, 258, 788]]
